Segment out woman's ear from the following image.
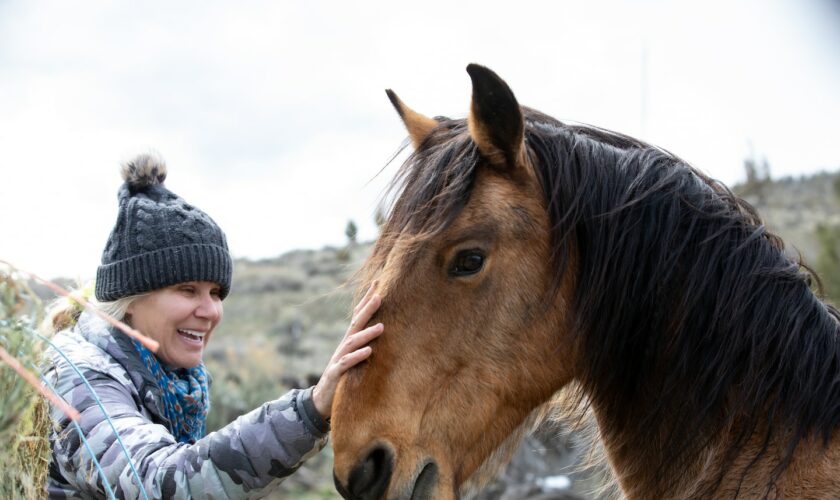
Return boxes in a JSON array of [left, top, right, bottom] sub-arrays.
[[125, 303, 135, 320]]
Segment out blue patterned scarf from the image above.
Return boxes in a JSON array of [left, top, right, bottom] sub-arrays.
[[132, 339, 210, 444]]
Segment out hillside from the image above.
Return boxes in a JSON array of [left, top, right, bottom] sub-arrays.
[[23, 169, 839, 499], [201, 169, 839, 499], [736, 171, 840, 264]]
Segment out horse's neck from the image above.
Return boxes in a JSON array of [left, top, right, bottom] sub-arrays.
[[589, 401, 697, 497], [592, 401, 840, 498]]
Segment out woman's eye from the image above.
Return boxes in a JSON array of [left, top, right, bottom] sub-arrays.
[[450, 250, 485, 276]]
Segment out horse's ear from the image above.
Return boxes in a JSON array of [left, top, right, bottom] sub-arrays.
[[386, 89, 438, 149], [467, 64, 524, 169]]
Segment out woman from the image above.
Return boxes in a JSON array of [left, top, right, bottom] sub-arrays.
[[44, 154, 382, 498]]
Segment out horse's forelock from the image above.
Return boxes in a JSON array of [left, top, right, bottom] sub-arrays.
[[363, 121, 479, 277]]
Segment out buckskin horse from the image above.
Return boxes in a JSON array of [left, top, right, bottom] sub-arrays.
[[330, 64, 840, 499]]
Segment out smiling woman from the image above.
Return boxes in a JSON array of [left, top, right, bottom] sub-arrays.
[[126, 282, 224, 369], [42, 154, 384, 499]]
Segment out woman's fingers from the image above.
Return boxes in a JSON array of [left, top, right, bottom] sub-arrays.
[[313, 345, 373, 418], [338, 323, 383, 359], [334, 323, 383, 362], [338, 345, 373, 372], [353, 280, 379, 317], [312, 284, 384, 418], [329, 323, 383, 378], [348, 293, 381, 335], [314, 324, 382, 418]]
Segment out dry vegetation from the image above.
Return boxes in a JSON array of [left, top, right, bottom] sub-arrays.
[[0, 271, 52, 499]]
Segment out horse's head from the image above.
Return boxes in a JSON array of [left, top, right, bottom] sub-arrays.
[[331, 65, 578, 499]]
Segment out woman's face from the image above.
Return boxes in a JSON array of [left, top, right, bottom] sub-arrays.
[[126, 281, 224, 369]]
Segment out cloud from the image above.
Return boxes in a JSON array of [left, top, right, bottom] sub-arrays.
[[1, 0, 838, 279]]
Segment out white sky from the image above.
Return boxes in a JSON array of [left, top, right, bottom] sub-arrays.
[[1, 0, 839, 279]]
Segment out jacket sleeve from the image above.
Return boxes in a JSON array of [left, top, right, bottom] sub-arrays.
[[50, 368, 330, 499]]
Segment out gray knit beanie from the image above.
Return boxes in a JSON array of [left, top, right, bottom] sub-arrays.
[[95, 154, 233, 301]]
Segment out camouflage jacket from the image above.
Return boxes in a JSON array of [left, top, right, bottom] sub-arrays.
[[45, 311, 330, 499]]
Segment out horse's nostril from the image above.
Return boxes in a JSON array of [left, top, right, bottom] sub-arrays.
[[347, 446, 394, 500], [410, 461, 438, 500]]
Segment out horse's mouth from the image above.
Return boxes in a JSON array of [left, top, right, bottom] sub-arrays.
[[409, 461, 439, 500]]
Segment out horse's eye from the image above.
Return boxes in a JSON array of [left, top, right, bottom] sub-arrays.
[[450, 249, 485, 277]]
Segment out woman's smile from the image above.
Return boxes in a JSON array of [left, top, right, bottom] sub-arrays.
[[176, 328, 208, 346]]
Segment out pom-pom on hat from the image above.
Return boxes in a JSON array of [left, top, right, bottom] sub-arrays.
[[95, 153, 233, 301]]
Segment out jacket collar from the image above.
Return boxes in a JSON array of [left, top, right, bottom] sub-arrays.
[[75, 311, 170, 425]]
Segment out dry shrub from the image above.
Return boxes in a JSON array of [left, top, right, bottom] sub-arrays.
[[0, 270, 51, 498]]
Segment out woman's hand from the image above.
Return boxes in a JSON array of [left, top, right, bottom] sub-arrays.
[[312, 281, 383, 419]]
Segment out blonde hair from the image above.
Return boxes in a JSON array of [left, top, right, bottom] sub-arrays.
[[43, 282, 146, 335]]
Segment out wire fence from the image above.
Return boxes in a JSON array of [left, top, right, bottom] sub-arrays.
[[37, 332, 150, 500], [0, 262, 154, 499], [38, 371, 119, 500]]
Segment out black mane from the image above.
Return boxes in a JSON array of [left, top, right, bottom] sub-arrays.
[[527, 111, 840, 494], [375, 109, 840, 496]]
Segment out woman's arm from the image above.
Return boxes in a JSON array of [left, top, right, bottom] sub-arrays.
[[50, 369, 327, 499]]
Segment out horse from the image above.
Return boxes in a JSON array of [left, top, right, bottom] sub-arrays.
[[330, 64, 840, 499]]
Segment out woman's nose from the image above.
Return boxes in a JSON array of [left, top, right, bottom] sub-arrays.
[[195, 294, 222, 321]]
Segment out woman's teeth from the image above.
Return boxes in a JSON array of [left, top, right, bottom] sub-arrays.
[[177, 329, 205, 340]]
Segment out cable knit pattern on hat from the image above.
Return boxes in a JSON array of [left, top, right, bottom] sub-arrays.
[[95, 153, 233, 301]]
